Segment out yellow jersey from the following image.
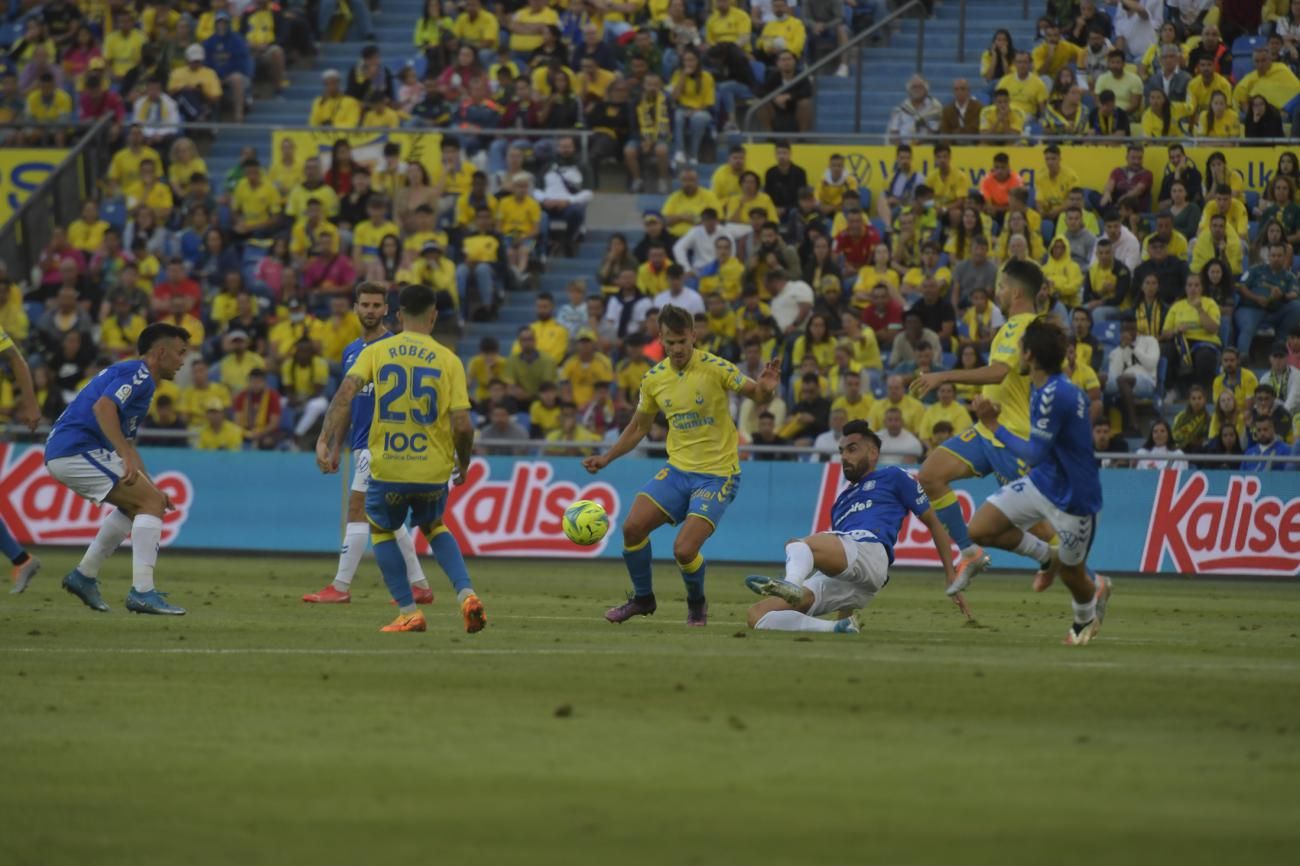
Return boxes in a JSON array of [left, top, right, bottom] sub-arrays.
[[920, 400, 973, 443], [509, 6, 559, 52], [831, 394, 873, 424], [636, 350, 748, 476], [705, 7, 751, 46], [353, 219, 401, 260], [982, 312, 1035, 439], [179, 382, 232, 421], [233, 178, 282, 225], [497, 195, 541, 238], [197, 420, 244, 451], [347, 330, 471, 485], [68, 219, 109, 253], [560, 353, 614, 407], [0, 324, 12, 353], [109, 146, 162, 190]]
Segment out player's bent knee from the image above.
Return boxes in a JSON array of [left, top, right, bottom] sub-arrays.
[[672, 537, 701, 565]]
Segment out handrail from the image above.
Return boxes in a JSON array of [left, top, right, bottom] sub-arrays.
[[6, 427, 1294, 465], [742, 0, 927, 134], [958, 0, 967, 63], [170, 122, 598, 137], [738, 129, 1300, 146], [0, 116, 109, 230]]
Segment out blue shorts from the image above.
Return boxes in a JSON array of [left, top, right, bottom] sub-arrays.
[[638, 465, 740, 529], [938, 425, 1028, 485], [365, 480, 448, 533]]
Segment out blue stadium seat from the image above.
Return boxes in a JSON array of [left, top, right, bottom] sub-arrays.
[[1097, 320, 1122, 347], [99, 199, 128, 233]]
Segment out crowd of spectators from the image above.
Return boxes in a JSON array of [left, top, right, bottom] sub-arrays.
[[331, 0, 887, 190], [463, 134, 1300, 470], [888, 0, 1300, 142], [0, 0, 311, 143]]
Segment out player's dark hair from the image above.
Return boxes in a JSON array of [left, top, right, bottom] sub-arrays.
[[658, 304, 693, 335], [398, 282, 437, 317], [1001, 258, 1045, 301], [138, 322, 189, 355], [1021, 318, 1067, 376], [355, 280, 386, 301], [933, 421, 954, 436], [842, 420, 882, 451]]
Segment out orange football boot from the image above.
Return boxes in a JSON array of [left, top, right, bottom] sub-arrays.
[[380, 611, 427, 633], [461, 594, 487, 634]]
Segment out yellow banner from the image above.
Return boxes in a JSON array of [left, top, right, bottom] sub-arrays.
[[0, 149, 67, 224], [271, 130, 444, 181], [742, 144, 1294, 201]]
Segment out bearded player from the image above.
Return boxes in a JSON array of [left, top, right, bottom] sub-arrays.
[[743, 421, 968, 633], [583, 304, 780, 626], [303, 282, 435, 606], [316, 284, 484, 634], [46, 324, 191, 615]]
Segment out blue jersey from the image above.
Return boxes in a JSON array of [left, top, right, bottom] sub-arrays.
[[830, 465, 931, 563], [994, 373, 1103, 516], [342, 331, 393, 451], [45, 360, 156, 460]]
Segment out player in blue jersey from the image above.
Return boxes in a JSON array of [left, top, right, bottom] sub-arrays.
[[303, 282, 434, 605], [742, 420, 969, 633], [44, 323, 191, 615], [962, 317, 1113, 646]]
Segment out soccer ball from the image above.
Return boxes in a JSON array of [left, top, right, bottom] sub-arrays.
[[563, 500, 609, 546]]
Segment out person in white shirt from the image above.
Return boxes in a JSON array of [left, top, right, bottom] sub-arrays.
[[672, 207, 749, 273], [876, 407, 925, 466], [767, 268, 815, 334], [1260, 343, 1300, 414], [812, 408, 847, 462], [132, 78, 182, 145], [1112, 0, 1162, 62], [1105, 319, 1160, 433], [1090, 212, 1141, 271], [653, 264, 706, 317], [1135, 418, 1188, 471]]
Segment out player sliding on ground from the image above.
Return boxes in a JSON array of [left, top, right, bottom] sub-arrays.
[[45, 324, 191, 615], [959, 318, 1112, 646], [0, 321, 43, 593], [315, 284, 485, 634], [303, 282, 435, 606], [743, 420, 969, 633], [583, 304, 780, 626]]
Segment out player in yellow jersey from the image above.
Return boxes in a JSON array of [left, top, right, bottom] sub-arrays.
[[583, 305, 780, 626], [316, 284, 483, 634], [909, 260, 1045, 590], [0, 324, 42, 592]]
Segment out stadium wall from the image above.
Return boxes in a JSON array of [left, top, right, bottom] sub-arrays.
[[3, 444, 1297, 577]]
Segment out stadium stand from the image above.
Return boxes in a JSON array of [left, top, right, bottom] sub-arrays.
[[0, 0, 1298, 471]]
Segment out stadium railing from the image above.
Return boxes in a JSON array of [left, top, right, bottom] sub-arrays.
[[0, 118, 115, 279], [733, 130, 1300, 145], [5, 428, 1297, 468], [742, 0, 928, 135]]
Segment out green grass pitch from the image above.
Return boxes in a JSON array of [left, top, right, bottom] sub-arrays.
[[1, 551, 1298, 866]]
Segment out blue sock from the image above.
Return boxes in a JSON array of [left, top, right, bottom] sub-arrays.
[[373, 538, 414, 608], [680, 553, 706, 602], [934, 497, 973, 551], [0, 518, 24, 563], [623, 538, 654, 598], [429, 528, 472, 594]]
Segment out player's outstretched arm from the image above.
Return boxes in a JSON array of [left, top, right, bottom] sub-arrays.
[[910, 362, 1009, 400], [583, 411, 653, 474], [316, 374, 361, 474], [91, 396, 144, 484], [2, 345, 40, 431], [919, 507, 971, 620]]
